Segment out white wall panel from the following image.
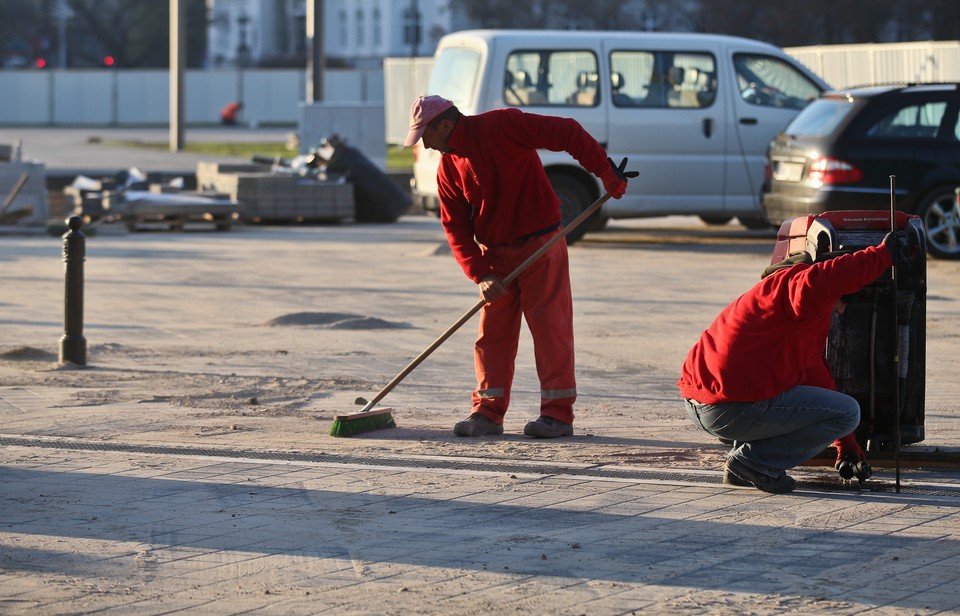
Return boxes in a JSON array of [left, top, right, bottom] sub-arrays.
[[52, 71, 112, 124]]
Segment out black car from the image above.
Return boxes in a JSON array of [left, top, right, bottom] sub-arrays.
[[762, 83, 960, 259]]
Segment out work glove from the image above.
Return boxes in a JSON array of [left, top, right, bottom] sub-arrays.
[[600, 157, 639, 199], [883, 230, 922, 266], [834, 433, 872, 482]]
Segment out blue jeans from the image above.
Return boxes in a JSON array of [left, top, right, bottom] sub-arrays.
[[684, 386, 860, 478]]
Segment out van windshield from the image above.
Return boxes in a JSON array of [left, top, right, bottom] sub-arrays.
[[427, 47, 482, 110], [733, 54, 823, 110]]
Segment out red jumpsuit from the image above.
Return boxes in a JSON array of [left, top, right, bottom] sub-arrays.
[[437, 108, 610, 425]]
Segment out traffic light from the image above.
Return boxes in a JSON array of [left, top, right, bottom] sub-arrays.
[[103, 55, 115, 67], [35, 57, 47, 68]]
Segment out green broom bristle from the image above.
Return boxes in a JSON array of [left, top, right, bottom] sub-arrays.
[[329, 407, 396, 437]]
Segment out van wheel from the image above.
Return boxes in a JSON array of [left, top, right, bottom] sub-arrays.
[[588, 216, 609, 231], [917, 187, 960, 259], [739, 215, 774, 230], [549, 174, 596, 245], [699, 215, 733, 226]]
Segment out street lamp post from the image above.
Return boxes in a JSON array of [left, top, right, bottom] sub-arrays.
[[53, 0, 74, 68], [236, 11, 251, 104]]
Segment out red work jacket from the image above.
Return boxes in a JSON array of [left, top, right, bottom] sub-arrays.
[[677, 245, 892, 405], [437, 108, 608, 282]]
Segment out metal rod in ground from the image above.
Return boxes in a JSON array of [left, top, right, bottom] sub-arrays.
[[889, 175, 901, 493], [358, 192, 613, 413]]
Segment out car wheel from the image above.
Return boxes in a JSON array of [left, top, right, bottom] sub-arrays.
[[917, 187, 960, 259], [738, 215, 774, 230], [699, 215, 733, 226], [549, 173, 597, 245]]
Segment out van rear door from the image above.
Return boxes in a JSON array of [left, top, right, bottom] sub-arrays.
[[603, 43, 728, 217]]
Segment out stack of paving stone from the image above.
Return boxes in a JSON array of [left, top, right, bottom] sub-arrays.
[[196, 162, 355, 223]]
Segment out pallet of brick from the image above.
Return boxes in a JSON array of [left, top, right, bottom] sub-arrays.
[[204, 173, 269, 220], [243, 175, 354, 223], [244, 175, 290, 221], [294, 180, 354, 221]]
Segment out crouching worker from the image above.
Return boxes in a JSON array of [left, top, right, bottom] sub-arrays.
[[677, 233, 910, 494]]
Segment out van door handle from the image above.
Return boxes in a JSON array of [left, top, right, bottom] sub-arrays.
[[702, 118, 713, 138], [740, 117, 759, 125]]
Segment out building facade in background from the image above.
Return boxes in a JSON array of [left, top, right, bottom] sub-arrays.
[[206, 0, 469, 69]]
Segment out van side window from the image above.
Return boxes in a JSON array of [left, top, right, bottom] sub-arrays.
[[610, 51, 716, 108], [503, 50, 598, 107], [733, 54, 822, 110]]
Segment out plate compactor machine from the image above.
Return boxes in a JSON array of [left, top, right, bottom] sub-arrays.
[[769, 210, 927, 467]]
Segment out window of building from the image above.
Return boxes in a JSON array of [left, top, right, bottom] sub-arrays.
[[356, 9, 365, 47]]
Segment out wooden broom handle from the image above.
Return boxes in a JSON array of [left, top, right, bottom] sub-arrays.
[[360, 192, 612, 413]]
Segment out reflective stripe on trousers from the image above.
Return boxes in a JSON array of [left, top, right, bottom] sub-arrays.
[[471, 229, 576, 425]]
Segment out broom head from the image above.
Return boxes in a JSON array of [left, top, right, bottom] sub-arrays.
[[329, 406, 396, 437]]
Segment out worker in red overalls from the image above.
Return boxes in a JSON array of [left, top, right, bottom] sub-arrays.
[[403, 95, 636, 438], [220, 101, 243, 126]]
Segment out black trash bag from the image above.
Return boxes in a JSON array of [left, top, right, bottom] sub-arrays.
[[323, 136, 411, 223]]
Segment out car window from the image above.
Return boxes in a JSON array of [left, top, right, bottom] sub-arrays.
[[866, 101, 948, 139], [428, 47, 481, 110], [609, 50, 716, 108], [503, 50, 598, 107], [784, 98, 856, 136], [733, 54, 822, 110]]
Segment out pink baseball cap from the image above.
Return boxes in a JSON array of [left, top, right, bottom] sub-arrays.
[[403, 95, 454, 146]]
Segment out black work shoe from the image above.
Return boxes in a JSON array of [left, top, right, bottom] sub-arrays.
[[453, 413, 504, 437], [724, 458, 796, 494], [523, 416, 574, 438], [722, 468, 753, 487]]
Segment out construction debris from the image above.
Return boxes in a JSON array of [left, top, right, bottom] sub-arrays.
[[0, 142, 48, 226]]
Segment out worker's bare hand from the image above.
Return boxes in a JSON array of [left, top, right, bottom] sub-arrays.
[[478, 275, 507, 303]]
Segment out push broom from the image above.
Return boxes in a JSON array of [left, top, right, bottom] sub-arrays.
[[330, 166, 634, 437]]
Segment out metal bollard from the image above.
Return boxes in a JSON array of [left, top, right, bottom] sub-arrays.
[[59, 216, 87, 366]]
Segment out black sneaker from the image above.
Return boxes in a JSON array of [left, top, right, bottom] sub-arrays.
[[725, 457, 796, 494], [453, 413, 504, 437], [523, 416, 573, 438]]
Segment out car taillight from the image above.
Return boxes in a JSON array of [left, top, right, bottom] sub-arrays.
[[808, 157, 863, 187]]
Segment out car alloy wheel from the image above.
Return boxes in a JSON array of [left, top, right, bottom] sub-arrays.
[[917, 187, 960, 260]]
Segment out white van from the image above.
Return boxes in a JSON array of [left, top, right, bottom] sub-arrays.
[[410, 29, 829, 242]]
